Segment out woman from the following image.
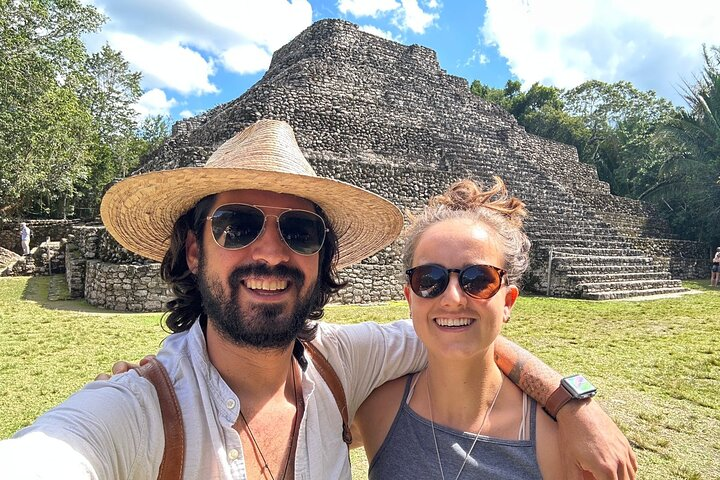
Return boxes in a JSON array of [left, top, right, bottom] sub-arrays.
[[355, 177, 564, 479], [711, 247, 720, 287]]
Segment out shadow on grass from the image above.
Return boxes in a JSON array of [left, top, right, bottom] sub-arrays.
[[20, 275, 161, 316]]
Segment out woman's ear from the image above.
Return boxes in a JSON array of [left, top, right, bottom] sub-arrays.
[[503, 285, 519, 322], [186, 230, 200, 274]]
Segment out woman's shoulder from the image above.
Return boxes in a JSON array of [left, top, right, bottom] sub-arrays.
[[358, 375, 409, 416], [354, 374, 411, 461]]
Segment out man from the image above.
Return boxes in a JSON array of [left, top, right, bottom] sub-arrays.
[[0, 120, 636, 479], [20, 222, 31, 256]]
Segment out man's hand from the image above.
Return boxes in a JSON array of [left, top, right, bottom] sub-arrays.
[[557, 399, 637, 480], [94, 355, 156, 381]]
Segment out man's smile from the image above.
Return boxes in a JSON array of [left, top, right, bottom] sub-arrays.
[[243, 277, 290, 292]]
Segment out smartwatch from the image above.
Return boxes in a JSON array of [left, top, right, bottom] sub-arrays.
[[544, 374, 597, 420]]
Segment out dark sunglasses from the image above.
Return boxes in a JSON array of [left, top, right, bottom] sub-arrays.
[[206, 203, 328, 256], [405, 264, 507, 300]]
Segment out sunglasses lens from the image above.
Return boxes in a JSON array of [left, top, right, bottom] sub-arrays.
[[278, 210, 326, 255], [209, 205, 264, 249], [409, 265, 448, 298], [461, 265, 502, 299]]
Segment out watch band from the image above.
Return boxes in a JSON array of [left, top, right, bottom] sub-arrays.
[[544, 383, 573, 420]]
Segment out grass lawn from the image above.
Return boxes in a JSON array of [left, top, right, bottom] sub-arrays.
[[1, 275, 719, 479]]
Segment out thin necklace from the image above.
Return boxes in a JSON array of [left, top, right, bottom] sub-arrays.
[[426, 369, 503, 480], [238, 357, 302, 480]]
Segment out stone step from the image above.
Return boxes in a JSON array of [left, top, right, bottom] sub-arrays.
[[552, 247, 647, 257], [560, 264, 668, 275], [533, 234, 628, 242], [581, 286, 688, 300], [567, 271, 672, 282], [577, 279, 683, 293], [530, 230, 626, 240], [526, 220, 614, 234], [552, 255, 654, 266], [535, 241, 637, 252]]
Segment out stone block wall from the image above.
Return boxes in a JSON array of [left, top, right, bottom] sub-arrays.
[[65, 226, 159, 310], [84, 260, 172, 312]]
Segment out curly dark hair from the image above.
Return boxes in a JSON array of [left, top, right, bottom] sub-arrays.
[[160, 194, 346, 341]]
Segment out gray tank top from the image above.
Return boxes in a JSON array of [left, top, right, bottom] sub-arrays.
[[369, 374, 543, 479]]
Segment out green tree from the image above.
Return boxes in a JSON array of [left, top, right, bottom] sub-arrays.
[[0, 1, 155, 219], [71, 44, 144, 215], [560, 80, 677, 196], [0, 0, 105, 216], [650, 45, 720, 245], [138, 114, 172, 154], [470, 79, 590, 173]]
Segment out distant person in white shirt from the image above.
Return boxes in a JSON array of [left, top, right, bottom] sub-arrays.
[[20, 222, 31, 255]]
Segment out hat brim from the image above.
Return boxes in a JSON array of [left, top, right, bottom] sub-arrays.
[[100, 167, 403, 269]]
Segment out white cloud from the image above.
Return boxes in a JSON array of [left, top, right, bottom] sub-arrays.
[[187, 0, 312, 51], [179, 110, 195, 119], [359, 25, 400, 41], [339, 0, 439, 34], [338, 0, 400, 17], [108, 33, 218, 95], [133, 89, 178, 120], [482, 0, 720, 102], [393, 0, 439, 34], [464, 49, 490, 68], [84, 0, 313, 95], [221, 44, 273, 75]]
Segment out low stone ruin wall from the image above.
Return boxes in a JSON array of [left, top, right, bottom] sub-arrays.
[[66, 226, 165, 311], [84, 261, 173, 312]]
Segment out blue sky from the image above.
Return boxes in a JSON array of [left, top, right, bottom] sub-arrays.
[[82, 0, 720, 122]]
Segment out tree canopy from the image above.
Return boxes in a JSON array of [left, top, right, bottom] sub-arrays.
[[0, 0, 169, 219]]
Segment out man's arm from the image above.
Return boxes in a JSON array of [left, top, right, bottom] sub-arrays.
[[495, 336, 638, 480], [0, 376, 164, 479]]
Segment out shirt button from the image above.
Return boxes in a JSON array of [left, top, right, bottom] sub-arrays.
[[226, 399, 236, 410], [228, 449, 239, 461]]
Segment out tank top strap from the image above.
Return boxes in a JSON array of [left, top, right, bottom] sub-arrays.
[[405, 372, 421, 404], [529, 394, 538, 441]]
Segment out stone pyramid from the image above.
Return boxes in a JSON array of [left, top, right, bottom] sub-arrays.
[[137, 19, 707, 301]]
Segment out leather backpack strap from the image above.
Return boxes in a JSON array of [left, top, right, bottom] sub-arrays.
[[301, 341, 352, 448], [134, 358, 185, 480]]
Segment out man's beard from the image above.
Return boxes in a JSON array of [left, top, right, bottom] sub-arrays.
[[197, 257, 318, 350]]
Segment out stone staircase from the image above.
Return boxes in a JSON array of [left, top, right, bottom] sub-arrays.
[[504, 168, 687, 300]]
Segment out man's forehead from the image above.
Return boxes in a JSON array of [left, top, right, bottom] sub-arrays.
[[213, 189, 316, 210]]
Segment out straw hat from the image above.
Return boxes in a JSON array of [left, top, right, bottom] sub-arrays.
[[100, 119, 403, 269]]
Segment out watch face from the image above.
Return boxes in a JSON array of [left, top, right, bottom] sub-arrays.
[[562, 374, 597, 397]]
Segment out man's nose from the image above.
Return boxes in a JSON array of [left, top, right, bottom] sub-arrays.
[[250, 216, 291, 265]]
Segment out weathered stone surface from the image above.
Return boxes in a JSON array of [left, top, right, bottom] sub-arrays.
[[84, 260, 173, 312]]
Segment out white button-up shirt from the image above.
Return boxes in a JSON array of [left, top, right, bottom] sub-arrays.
[[0, 319, 426, 479]]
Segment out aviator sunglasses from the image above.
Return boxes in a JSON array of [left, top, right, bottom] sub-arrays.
[[206, 203, 329, 255], [405, 264, 507, 300]]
